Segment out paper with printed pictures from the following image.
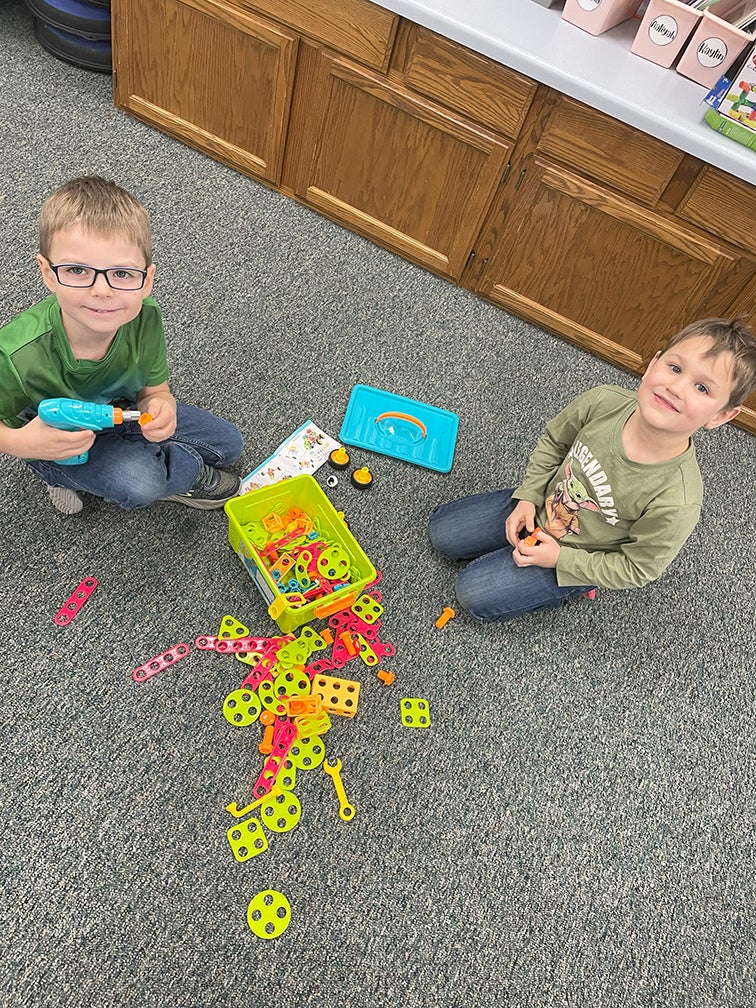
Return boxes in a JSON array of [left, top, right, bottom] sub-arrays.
[[240, 421, 340, 493]]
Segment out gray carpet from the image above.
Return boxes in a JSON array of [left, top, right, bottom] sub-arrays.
[[1, 4, 755, 1006]]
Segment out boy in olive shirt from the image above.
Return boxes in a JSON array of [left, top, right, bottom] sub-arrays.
[[429, 319, 756, 623], [0, 176, 243, 514]]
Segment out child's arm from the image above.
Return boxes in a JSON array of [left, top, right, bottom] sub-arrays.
[[0, 416, 96, 460], [512, 503, 700, 586], [136, 382, 177, 442]]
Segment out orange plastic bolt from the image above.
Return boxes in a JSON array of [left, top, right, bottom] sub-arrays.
[[258, 723, 275, 754], [522, 526, 542, 547], [376, 668, 395, 686], [339, 630, 358, 656], [320, 628, 334, 646], [138, 412, 153, 426], [435, 607, 456, 629]]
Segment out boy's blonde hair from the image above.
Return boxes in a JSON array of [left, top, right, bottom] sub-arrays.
[[38, 176, 152, 265], [662, 318, 756, 409]]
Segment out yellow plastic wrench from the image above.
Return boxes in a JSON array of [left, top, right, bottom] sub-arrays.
[[323, 758, 356, 821]]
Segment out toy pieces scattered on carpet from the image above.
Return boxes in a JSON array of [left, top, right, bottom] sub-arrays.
[[132, 642, 191, 682], [350, 465, 373, 489], [247, 890, 292, 939], [400, 697, 431, 728], [54, 576, 98, 626]]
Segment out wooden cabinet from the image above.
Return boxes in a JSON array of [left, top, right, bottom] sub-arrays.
[[113, 0, 299, 186], [473, 94, 753, 377], [112, 0, 756, 431], [286, 43, 514, 279]]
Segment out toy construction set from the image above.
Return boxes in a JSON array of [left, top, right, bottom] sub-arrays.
[[53, 384, 458, 940]]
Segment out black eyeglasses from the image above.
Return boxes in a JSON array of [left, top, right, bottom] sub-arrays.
[[46, 259, 148, 291]]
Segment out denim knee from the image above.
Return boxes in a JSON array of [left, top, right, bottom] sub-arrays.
[[103, 456, 181, 509]]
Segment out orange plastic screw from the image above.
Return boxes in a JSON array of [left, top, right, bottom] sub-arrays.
[[258, 723, 275, 754], [339, 630, 358, 656], [435, 607, 456, 629], [376, 668, 395, 686], [522, 526, 542, 547]]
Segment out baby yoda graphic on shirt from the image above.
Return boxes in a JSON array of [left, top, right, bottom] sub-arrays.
[[544, 458, 602, 539]]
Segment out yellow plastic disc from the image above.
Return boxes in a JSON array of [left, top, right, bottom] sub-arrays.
[[247, 890, 291, 939], [223, 688, 261, 727]]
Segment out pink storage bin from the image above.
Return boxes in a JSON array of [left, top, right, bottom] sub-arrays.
[[676, 8, 754, 87], [562, 0, 641, 36], [631, 0, 702, 67]]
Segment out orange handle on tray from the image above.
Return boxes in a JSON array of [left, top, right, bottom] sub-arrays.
[[375, 411, 427, 438]]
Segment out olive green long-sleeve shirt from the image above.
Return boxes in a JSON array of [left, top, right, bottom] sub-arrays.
[[513, 385, 702, 590]]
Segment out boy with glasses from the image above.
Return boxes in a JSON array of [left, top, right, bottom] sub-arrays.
[[0, 176, 243, 514]]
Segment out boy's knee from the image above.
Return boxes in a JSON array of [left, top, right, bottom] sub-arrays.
[[454, 566, 489, 622], [103, 457, 174, 509]]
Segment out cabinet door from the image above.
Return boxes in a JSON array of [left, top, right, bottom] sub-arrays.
[[477, 156, 744, 371], [113, 0, 297, 185], [289, 47, 512, 280]]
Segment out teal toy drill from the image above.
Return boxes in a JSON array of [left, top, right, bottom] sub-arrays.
[[37, 397, 151, 465]]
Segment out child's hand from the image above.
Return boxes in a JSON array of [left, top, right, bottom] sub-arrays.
[[138, 393, 177, 442], [17, 416, 96, 461], [513, 527, 560, 569], [505, 499, 537, 548]]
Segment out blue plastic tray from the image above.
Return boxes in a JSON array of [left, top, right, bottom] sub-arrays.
[[339, 385, 458, 472]]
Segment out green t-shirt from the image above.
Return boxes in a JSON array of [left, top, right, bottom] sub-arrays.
[[514, 385, 703, 590], [0, 294, 170, 427]]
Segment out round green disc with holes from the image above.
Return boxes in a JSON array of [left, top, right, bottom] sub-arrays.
[[258, 679, 289, 717], [277, 759, 296, 791], [274, 668, 311, 699], [223, 688, 261, 727], [260, 789, 302, 833], [247, 889, 291, 939], [287, 735, 326, 770]]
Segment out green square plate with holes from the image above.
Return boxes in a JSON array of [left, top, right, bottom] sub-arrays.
[[339, 385, 458, 472]]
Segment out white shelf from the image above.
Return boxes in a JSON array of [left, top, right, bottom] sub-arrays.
[[378, 0, 756, 184]]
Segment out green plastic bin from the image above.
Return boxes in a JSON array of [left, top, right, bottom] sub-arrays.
[[225, 474, 377, 633]]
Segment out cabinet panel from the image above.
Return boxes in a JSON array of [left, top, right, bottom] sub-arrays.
[[477, 158, 740, 369], [113, 0, 297, 185], [537, 97, 684, 206], [292, 49, 512, 279], [678, 167, 756, 257], [399, 24, 537, 140], [234, 0, 398, 70]]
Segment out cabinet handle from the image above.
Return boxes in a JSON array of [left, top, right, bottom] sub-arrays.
[[465, 250, 476, 271], [501, 163, 511, 186], [476, 257, 489, 280], [514, 169, 527, 191]]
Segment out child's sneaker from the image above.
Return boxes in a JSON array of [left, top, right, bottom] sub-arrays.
[[46, 485, 84, 515], [163, 464, 241, 510]]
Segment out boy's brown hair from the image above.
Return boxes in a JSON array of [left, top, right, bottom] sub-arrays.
[[662, 318, 756, 409], [38, 176, 152, 265]]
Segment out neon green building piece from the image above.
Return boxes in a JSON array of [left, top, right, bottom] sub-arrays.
[[227, 817, 268, 862], [217, 614, 249, 639], [287, 734, 326, 770], [259, 789, 301, 833], [247, 890, 291, 939], [274, 668, 311, 699], [223, 688, 261, 727], [401, 698, 431, 728]]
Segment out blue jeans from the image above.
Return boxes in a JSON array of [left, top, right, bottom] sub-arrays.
[[428, 489, 595, 623], [28, 402, 244, 510]]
